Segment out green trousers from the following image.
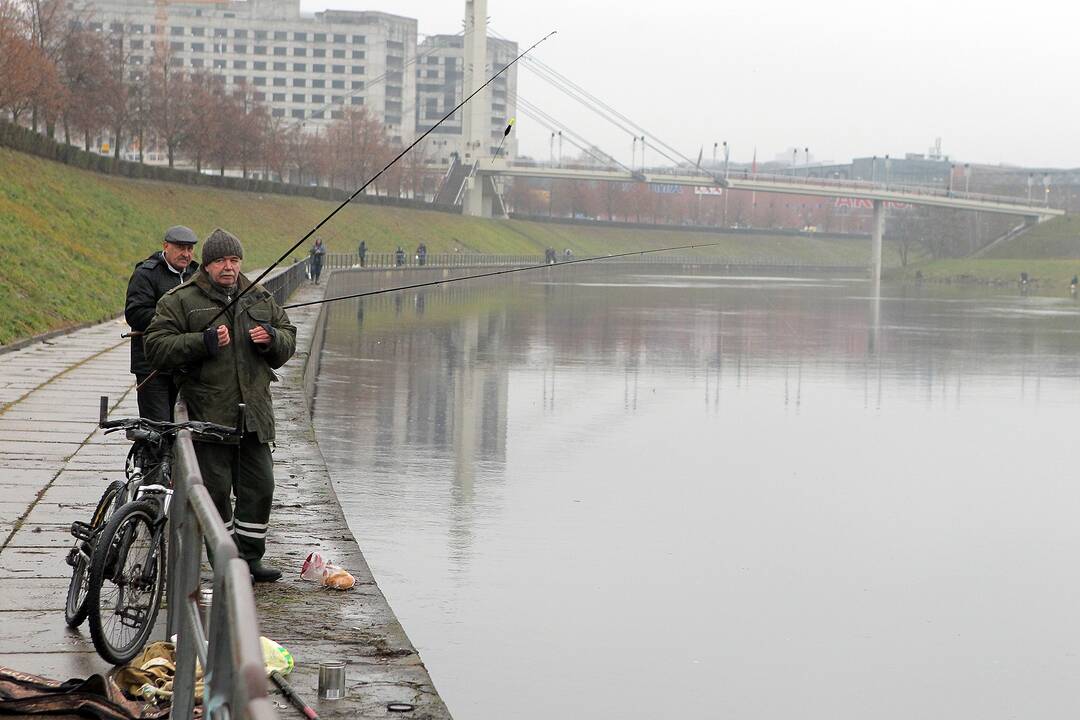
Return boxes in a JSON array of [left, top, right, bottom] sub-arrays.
[[192, 433, 275, 562]]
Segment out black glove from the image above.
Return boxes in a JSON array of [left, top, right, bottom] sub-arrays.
[[203, 327, 221, 357]]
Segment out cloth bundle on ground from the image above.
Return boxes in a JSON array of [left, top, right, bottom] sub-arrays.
[[0, 665, 168, 720], [113, 641, 204, 704]]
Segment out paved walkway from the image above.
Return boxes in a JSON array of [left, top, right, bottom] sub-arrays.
[[0, 280, 450, 718]]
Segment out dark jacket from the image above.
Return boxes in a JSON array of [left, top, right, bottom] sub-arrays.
[[125, 252, 199, 375], [143, 269, 296, 444]]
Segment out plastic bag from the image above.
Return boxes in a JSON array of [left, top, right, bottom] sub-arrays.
[[261, 637, 294, 676]]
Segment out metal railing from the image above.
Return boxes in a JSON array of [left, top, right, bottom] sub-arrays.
[[321, 252, 542, 270], [717, 170, 1054, 209], [261, 260, 311, 306], [167, 399, 277, 720]]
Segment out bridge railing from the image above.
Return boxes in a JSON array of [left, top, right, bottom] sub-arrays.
[[739, 172, 1048, 208], [642, 166, 1054, 209]]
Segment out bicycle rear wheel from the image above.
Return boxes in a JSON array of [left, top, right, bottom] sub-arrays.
[[65, 480, 126, 628], [87, 500, 166, 664]]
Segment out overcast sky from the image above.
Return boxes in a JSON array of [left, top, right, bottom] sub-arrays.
[[299, 0, 1080, 169]]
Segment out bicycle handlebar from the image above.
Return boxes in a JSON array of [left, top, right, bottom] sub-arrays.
[[99, 395, 245, 439]]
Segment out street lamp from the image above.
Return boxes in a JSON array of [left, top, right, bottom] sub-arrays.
[[640, 135, 646, 171], [549, 132, 555, 165], [792, 147, 798, 176], [1027, 172, 1034, 204], [804, 147, 809, 177], [964, 163, 971, 194], [1043, 173, 1051, 206], [632, 136, 637, 169], [723, 141, 729, 179]]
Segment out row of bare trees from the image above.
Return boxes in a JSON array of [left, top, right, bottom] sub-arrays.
[[0, 0, 440, 194]]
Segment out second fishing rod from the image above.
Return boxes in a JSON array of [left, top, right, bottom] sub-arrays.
[[283, 241, 733, 310]]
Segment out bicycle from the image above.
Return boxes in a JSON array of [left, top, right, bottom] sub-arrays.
[[64, 401, 160, 629], [80, 395, 243, 664]]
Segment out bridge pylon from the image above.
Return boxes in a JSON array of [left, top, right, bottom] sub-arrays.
[[871, 199, 884, 282], [460, 0, 504, 217]]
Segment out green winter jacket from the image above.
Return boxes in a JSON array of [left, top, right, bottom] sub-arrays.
[[143, 269, 297, 443]]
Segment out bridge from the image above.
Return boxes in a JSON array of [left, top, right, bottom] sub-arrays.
[[450, 1, 1065, 281], [444, 159, 1064, 280]]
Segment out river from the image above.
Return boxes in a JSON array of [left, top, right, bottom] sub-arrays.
[[311, 265, 1080, 719]]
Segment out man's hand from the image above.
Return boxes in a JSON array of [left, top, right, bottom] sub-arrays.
[[203, 324, 231, 356], [249, 325, 272, 346]]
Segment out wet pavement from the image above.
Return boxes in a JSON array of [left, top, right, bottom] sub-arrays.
[[0, 278, 449, 718]]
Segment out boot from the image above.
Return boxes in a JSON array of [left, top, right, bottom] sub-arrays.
[[249, 560, 282, 583]]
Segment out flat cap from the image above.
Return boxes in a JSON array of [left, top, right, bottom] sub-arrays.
[[164, 225, 198, 245]]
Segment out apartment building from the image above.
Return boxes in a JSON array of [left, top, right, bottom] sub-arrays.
[[84, 0, 416, 144]]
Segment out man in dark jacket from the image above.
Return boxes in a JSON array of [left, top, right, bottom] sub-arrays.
[[124, 226, 199, 421], [144, 229, 297, 581]]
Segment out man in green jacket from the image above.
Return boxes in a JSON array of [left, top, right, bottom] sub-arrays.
[[144, 228, 297, 582]]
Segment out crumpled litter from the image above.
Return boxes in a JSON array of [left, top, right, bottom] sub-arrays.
[[261, 636, 294, 675], [301, 550, 356, 590], [119, 637, 295, 703], [113, 641, 203, 704]]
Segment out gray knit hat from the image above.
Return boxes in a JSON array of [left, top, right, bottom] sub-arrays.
[[201, 228, 244, 265]]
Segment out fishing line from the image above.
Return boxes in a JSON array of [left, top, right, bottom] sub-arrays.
[[283, 241, 732, 310]]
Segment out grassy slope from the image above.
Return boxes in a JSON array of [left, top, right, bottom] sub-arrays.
[[0, 146, 889, 344], [891, 215, 1080, 289], [981, 214, 1080, 259]]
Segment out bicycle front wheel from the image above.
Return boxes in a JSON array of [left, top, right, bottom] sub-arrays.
[[87, 500, 166, 664], [65, 480, 126, 628]]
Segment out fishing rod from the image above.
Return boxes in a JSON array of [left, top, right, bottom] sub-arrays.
[[135, 30, 556, 392], [283, 241, 731, 310]]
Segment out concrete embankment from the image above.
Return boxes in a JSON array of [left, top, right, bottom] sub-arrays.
[[0, 279, 450, 718]]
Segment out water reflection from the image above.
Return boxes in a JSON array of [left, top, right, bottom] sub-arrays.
[[313, 266, 1080, 720]]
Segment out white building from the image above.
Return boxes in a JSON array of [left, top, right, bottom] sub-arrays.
[[84, 0, 416, 144]]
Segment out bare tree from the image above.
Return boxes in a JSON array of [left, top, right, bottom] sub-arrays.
[[231, 83, 265, 178], [26, 0, 79, 136], [0, 0, 48, 120], [181, 71, 221, 173], [60, 29, 113, 151], [147, 49, 190, 167], [102, 27, 131, 159], [261, 113, 290, 181]]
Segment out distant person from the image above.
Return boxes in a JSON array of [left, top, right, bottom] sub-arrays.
[[309, 237, 326, 284], [357, 240, 367, 268], [416, 242, 428, 267], [124, 225, 199, 422], [395, 246, 406, 267], [564, 248, 573, 261], [1071, 275, 1078, 295]]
